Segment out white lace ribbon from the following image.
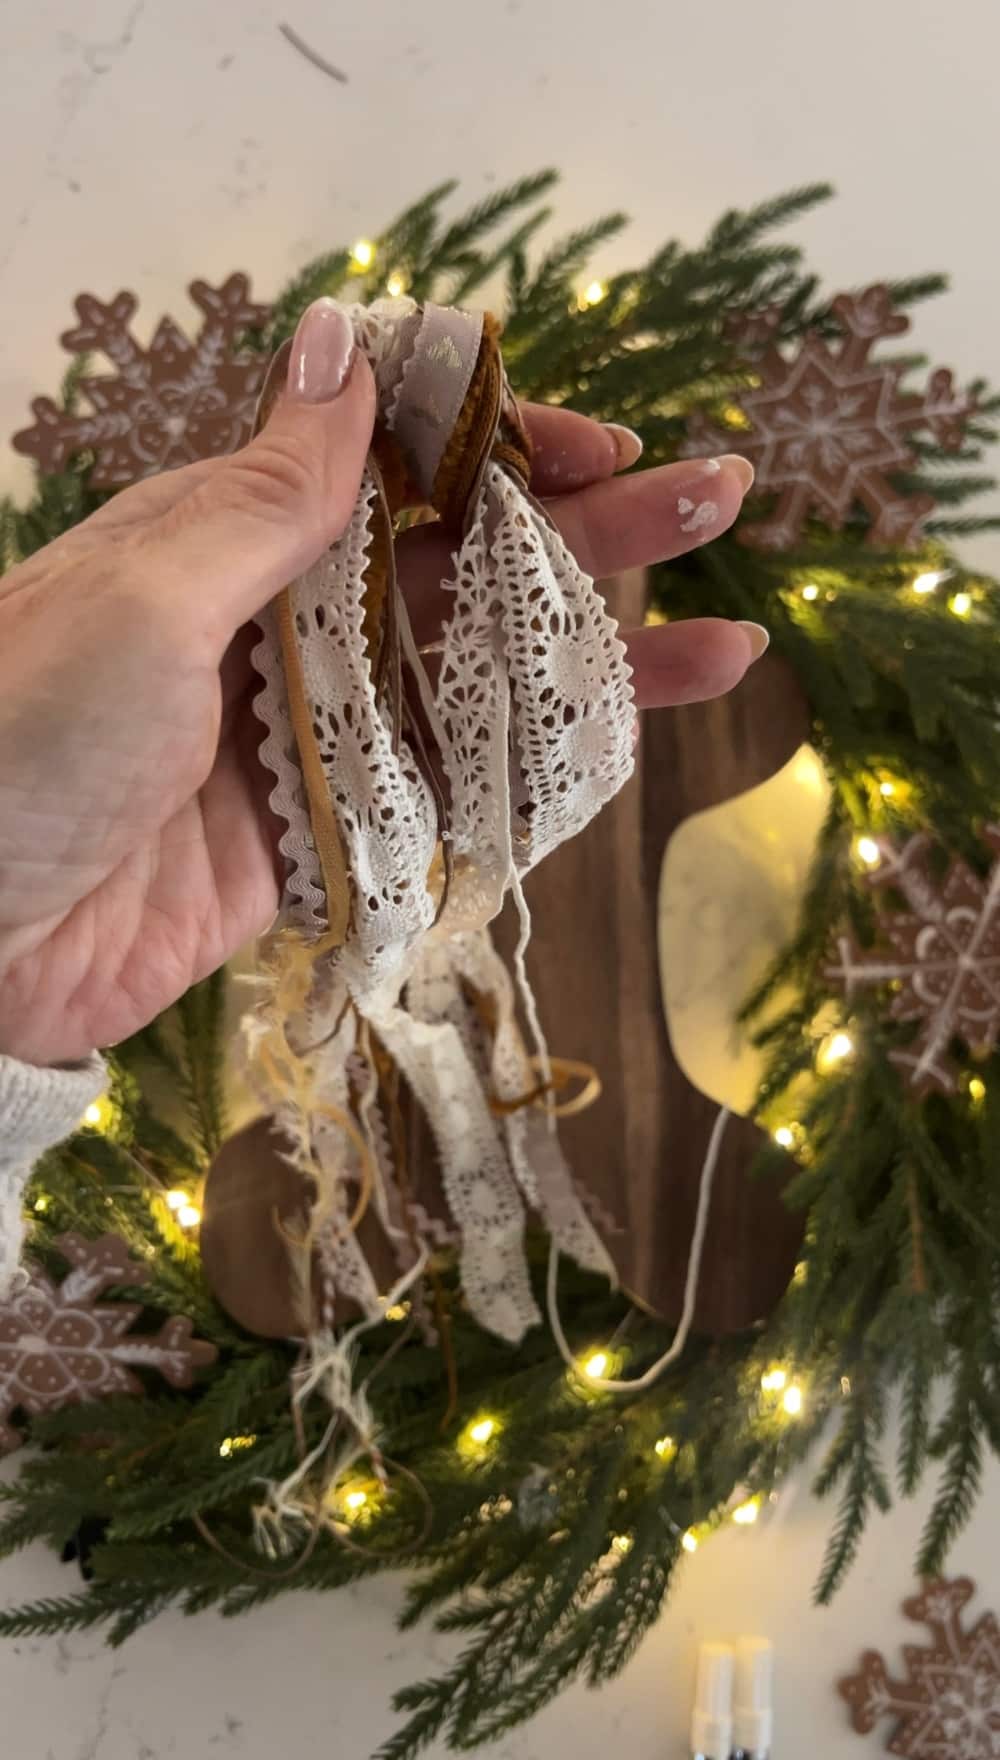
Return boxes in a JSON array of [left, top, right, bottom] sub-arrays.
[[250, 298, 634, 1342]]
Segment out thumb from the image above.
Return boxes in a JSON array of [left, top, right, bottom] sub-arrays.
[[148, 299, 376, 633]]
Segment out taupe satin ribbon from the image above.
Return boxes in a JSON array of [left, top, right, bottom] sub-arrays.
[[391, 305, 485, 500]]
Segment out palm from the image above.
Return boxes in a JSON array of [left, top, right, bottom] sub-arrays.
[[65, 718, 278, 1053], [0, 609, 278, 1063]]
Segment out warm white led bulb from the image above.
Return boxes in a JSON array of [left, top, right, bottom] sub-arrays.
[[732, 1497, 760, 1526], [581, 279, 607, 307], [818, 1030, 854, 1072]]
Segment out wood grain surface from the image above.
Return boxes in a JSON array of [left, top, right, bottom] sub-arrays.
[[504, 574, 809, 1331]]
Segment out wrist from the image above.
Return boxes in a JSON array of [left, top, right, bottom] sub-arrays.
[[0, 989, 91, 1071], [0, 937, 98, 1067]]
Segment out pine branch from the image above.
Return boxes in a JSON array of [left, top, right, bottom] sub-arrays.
[[174, 971, 228, 1159], [706, 183, 834, 251], [886, 272, 950, 308], [448, 211, 552, 305], [919, 1376, 983, 1576], [60, 351, 93, 413], [432, 171, 558, 264], [814, 1384, 890, 1603], [109, 1431, 296, 1540], [183, 1348, 285, 1449], [0, 1587, 129, 1640], [898, 1311, 938, 1497], [262, 249, 352, 346], [0, 497, 23, 573]]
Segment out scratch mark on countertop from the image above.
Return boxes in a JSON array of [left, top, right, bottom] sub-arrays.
[[278, 22, 349, 84]]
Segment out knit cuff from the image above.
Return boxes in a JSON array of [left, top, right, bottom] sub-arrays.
[[0, 1050, 107, 1297]]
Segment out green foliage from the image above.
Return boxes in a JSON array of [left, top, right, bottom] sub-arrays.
[[258, 170, 560, 347], [2, 172, 1000, 1759]]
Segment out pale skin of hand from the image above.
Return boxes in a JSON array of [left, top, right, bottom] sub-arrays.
[[0, 339, 758, 1069]]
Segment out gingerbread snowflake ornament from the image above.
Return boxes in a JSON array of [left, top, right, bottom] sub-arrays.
[[840, 1577, 1000, 1758], [686, 284, 975, 550], [0, 1232, 217, 1450], [828, 827, 1000, 1096], [13, 274, 270, 488]]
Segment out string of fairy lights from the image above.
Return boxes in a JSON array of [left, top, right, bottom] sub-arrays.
[[34, 1067, 816, 1557]]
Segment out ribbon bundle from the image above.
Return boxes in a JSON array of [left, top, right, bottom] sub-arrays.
[[247, 297, 635, 1351]]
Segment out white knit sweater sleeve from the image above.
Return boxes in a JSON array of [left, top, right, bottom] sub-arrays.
[[0, 1051, 107, 1297]]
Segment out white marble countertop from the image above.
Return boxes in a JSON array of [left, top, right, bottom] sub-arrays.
[[6, 1435, 1000, 1758]]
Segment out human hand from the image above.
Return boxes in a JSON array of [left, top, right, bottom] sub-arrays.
[[0, 298, 761, 1067]]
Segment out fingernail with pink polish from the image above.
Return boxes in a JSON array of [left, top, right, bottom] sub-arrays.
[[715, 454, 755, 493], [737, 620, 770, 662], [605, 423, 644, 471], [287, 298, 356, 403]]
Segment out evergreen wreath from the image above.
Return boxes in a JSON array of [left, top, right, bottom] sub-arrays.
[[2, 172, 999, 1760]]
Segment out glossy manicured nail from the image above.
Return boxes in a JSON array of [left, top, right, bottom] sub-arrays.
[[715, 453, 756, 493], [605, 423, 644, 470], [287, 298, 356, 403], [737, 620, 770, 661]]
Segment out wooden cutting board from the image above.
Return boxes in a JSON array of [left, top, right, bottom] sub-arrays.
[[500, 573, 808, 1333]]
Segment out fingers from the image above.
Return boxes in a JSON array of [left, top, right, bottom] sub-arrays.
[[521, 403, 642, 495], [544, 454, 753, 580], [142, 299, 376, 639], [76, 396, 632, 547], [414, 618, 762, 712], [398, 453, 754, 646], [625, 619, 761, 709]]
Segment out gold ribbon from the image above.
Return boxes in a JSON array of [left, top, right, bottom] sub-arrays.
[[489, 1055, 603, 1120]]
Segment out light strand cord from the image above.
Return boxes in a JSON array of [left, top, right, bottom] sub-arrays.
[[546, 1105, 731, 1392]]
